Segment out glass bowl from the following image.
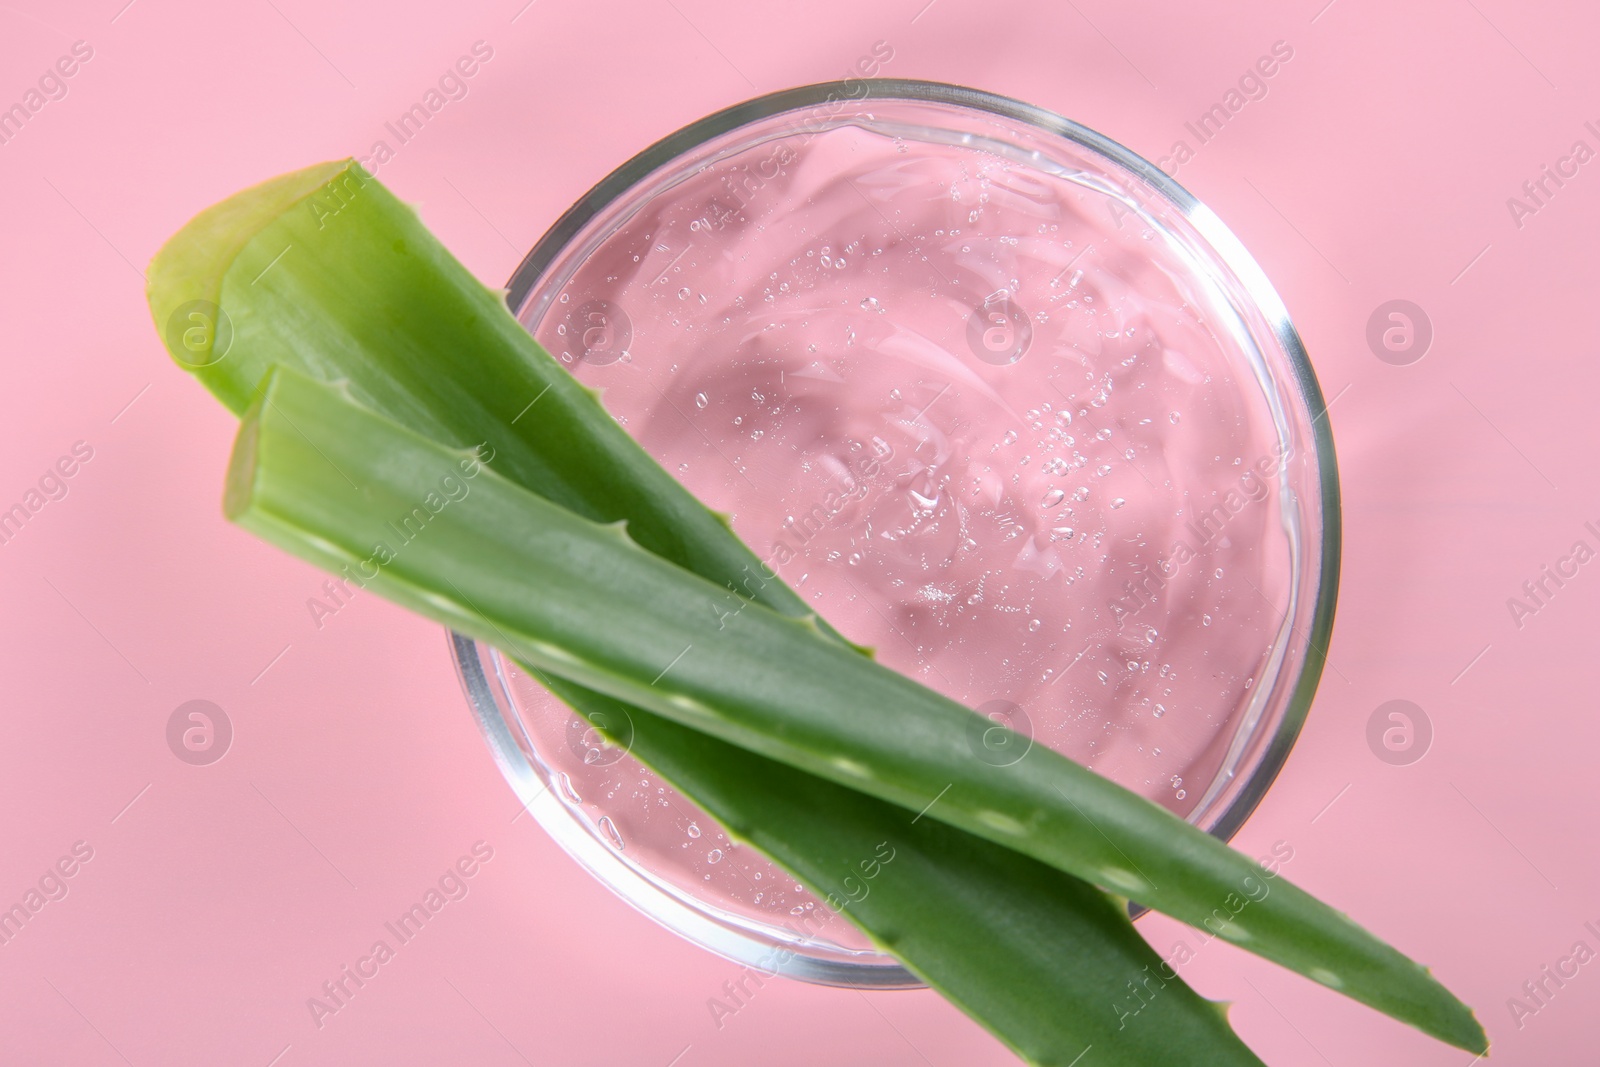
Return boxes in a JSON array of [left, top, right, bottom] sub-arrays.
[[452, 79, 1339, 987]]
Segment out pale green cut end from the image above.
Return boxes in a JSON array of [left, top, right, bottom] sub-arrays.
[[147, 160, 361, 383]]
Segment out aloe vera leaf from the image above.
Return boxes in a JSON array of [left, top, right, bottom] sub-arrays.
[[148, 162, 1270, 1063], [146, 160, 858, 654], [228, 366, 1485, 1055], [533, 670, 1265, 1067]]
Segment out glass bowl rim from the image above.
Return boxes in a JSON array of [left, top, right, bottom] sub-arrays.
[[453, 76, 1342, 986]]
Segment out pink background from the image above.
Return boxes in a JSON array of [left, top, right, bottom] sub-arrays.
[[1, 0, 1593, 1063]]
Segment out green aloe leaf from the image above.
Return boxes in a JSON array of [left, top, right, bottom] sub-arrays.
[[150, 160, 1276, 1065], [226, 364, 1484, 1056]]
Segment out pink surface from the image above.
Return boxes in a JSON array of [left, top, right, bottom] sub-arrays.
[[0, 0, 1592, 1063]]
